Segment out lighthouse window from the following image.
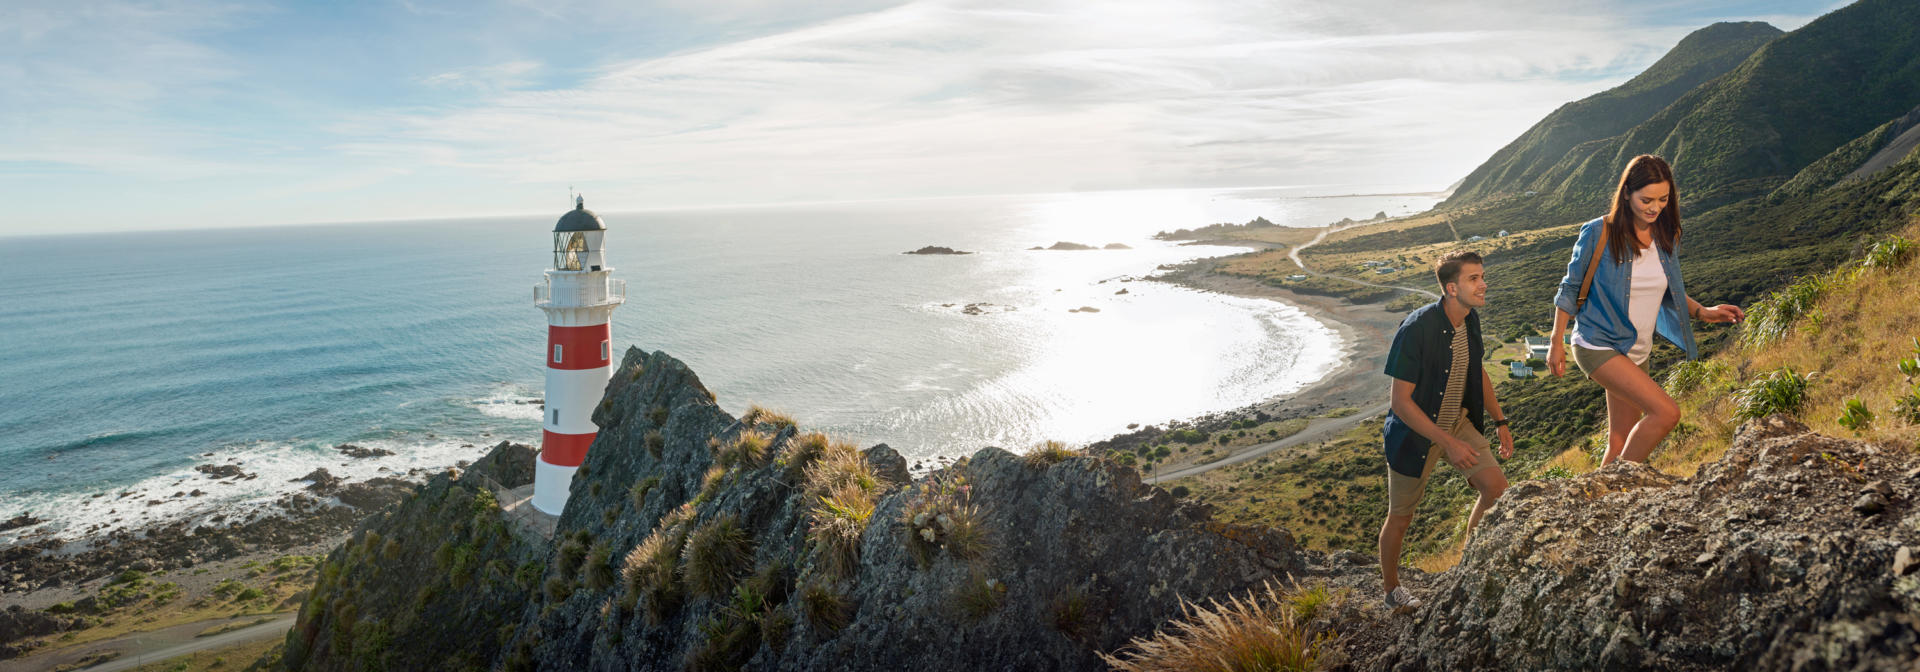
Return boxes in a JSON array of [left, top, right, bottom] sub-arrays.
[[551, 408, 559, 425], [553, 344, 563, 363], [601, 340, 610, 361]]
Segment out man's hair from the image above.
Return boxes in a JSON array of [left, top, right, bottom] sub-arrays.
[[1434, 250, 1483, 295]]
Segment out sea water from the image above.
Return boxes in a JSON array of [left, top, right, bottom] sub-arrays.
[[0, 187, 1437, 541]]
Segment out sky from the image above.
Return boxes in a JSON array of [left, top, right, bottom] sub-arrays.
[[0, 0, 1850, 235]]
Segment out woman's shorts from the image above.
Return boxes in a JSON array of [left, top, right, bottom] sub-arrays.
[[1572, 344, 1649, 380]]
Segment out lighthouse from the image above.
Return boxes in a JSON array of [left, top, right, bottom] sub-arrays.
[[532, 196, 626, 515]]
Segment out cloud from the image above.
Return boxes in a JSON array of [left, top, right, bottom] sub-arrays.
[[419, 60, 544, 92]]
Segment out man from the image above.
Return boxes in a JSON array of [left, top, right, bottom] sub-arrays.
[[1378, 250, 1514, 610]]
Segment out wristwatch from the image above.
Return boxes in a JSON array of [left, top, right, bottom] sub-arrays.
[[1492, 418, 1510, 428]]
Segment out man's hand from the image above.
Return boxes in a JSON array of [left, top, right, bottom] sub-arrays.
[[1442, 436, 1478, 471], [1548, 343, 1567, 377], [1496, 425, 1514, 459]]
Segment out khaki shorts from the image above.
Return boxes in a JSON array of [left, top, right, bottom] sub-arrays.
[[1386, 415, 1500, 517], [1572, 344, 1650, 379]]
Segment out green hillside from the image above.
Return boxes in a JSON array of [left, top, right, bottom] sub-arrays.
[[1444, 21, 1781, 206]]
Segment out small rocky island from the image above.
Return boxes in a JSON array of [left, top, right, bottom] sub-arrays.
[[1028, 241, 1129, 251], [903, 246, 972, 255]]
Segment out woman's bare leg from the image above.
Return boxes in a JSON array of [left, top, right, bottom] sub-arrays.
[[1590, 357, 1678, 464], [1601, 389, 1642, 466]]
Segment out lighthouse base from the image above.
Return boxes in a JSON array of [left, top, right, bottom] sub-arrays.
[[531, 458, 579, 515]]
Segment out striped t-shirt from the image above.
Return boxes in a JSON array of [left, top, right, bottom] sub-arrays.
[[1437, 323, 1470, 430]]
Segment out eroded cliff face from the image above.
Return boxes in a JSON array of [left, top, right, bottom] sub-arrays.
[[289, 347, 1379, 672], [1372, 416, 1920, 671]]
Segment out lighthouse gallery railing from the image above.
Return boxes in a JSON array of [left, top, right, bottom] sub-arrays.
[[534, 278, 626, 307]]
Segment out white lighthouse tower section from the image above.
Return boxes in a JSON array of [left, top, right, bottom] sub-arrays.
[[532, 197, 626, 515]]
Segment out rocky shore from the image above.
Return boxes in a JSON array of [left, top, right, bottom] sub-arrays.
[[0, 441, 535, 599]]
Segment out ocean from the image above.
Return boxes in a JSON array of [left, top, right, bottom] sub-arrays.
[[0, 187, 1438, 543]]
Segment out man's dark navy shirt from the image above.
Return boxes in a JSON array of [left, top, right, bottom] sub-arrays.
[[1381, 300, 1485, 477]]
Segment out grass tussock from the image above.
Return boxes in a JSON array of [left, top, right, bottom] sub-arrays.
[[1022, 440, 1080, 468], [1101, 581, 1341, 672], [803, 440, 885, 499], [954, 569, 1006, 619], [584, 540, 617, 592], [900, 472, 989, 566], [807, 482, 875, 580], [800, 582, 852, 632], [623, 504, 695, 624], [741, 404, 797, 432], [630, 476, 661, 511], [719, 430, 771, 470], [645, 429, 665, 459], [782, 431, 830, 482], [682, 515, 755, 598]]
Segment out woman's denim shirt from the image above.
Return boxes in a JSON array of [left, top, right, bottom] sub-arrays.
[[1551, 217, 1699, 361]]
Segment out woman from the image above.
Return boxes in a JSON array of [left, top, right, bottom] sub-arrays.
[[1547, 154, 1744, 466]]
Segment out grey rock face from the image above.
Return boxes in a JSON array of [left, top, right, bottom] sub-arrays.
[[293, 347, 1378, 672], [1372, 415, 1920, 671]]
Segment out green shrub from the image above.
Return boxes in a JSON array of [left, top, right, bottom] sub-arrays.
[[1169, 485, 1190, 498], [682, 515, 754, 597], [1664, 360, 1729, 395], [556, 538, 589, 583], [624, 508, 693, 625], [1892, 387, 1920, 425], [1538, 466, 1574, 480], [1742, 274, 1833, 348], [1837, 399, 1874, 434], [514, 562, 544, 591], [1734, 367, 1811, 420], [1167, 428, 1209, 444], [1862, 235, 1914, 270], [544, 576, 574, 603]]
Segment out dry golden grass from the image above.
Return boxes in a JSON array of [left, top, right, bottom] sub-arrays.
[[1409, 542, 1465, 574], [1652, 221, 1920, 477], [1021, 440, 1080, 468], [1101, 581, 1341, 672]]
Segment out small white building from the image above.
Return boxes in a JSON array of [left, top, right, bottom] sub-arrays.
[[1467, 235, 1485, 242], [1497, 230, 1510, 237], [1524, 336, 1550, 359], [1287, 274, 1308, 281], [1510, 361, 1534, 378]]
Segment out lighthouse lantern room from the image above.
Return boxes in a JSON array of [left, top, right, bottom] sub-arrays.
[[532, 196, 626, 515]]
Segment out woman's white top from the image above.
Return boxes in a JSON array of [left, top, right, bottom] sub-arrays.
[[1571, 244, 1667, 365]]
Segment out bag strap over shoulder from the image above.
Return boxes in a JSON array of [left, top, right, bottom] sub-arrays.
[[1575, 227, 1608, 313]]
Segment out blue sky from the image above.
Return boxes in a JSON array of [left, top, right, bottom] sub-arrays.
[[0, 0, 1848, 235]]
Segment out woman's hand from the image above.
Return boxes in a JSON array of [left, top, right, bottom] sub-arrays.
[[1698, 304, 1746, 324], [1548, 342, 1567, 377]]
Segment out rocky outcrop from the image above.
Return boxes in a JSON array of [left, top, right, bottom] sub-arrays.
[[0, 605, 85, 659], [335, 444, 395, 459], [288, 348, 1380, 671], [903, 246, 972, 255], [1372, 415, 1920, 671]]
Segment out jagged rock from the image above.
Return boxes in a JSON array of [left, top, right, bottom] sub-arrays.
[[0, 604, 85, 660], [468, 441, 538, 489], [335, 444, 395, 459], [333, 477, 417, 511], [294, 468, 345, 495], [0, 515, 40, 533], [286, 347, 1379, 672], [1371, 415, 1920, 671]]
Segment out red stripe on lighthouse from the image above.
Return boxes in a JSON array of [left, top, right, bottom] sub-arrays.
[[541, 430, 597, 467], [548, 324, 611, 370]]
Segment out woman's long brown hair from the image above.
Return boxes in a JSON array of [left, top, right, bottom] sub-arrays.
[[1601, 154, 1680, 264]]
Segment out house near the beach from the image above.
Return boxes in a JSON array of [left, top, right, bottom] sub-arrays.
[[1510, 361, 1534, 378], [1525, 336, 1551, 359]]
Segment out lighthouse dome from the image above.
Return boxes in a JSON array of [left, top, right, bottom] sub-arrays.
[[555, 196, 605, 232]]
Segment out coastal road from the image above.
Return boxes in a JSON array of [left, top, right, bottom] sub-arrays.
[[1144, 402, 1388, 484], [1287, 223, 1440, 301], [27, 614, 295, 672]]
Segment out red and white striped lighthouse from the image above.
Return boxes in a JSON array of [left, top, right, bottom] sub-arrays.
[[532, 196, 626, 515]]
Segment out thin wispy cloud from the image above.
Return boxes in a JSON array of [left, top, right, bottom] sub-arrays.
[[0, 0, 1845, 233]]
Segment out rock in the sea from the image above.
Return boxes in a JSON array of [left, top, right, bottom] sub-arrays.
[[293, 468, 346, 495], [1103, 243, 1132, 249], [0, 515, 41, 533], [194, 464, 253, 480], [1068, 306, 1102, 313], [1033, 241, 1096, 250], [903, 245, 973, 255], [335, 444, 395, 459]]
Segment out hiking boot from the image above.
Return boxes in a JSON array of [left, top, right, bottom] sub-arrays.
[[1385, 585, 1422, 610]]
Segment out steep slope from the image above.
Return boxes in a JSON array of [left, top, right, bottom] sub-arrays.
[[1528, 0, 1920, 213], [1444, 21, 1781, 206]]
